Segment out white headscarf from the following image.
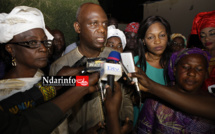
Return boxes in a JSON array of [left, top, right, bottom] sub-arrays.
[[0, 6, 53, 43], [107, 25, 126, 49]]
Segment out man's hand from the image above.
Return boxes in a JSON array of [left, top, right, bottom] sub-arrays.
[[104, 82, 122, 134], [120, 117, 133, 134], [104, 82, 122, 114]]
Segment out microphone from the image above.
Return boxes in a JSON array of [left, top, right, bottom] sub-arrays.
[[100, 51, 122, 92], [86, 57, 106, 73], [107, 51, 120, 92], [120, 52, 141, 98]]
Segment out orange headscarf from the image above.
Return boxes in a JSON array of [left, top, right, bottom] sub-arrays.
[[191, 10, 215, 39]]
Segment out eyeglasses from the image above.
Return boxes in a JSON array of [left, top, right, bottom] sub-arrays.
[[8, 40, 53, 49]]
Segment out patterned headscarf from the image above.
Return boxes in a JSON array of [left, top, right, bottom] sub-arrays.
[[168, 47, 211, 81], [171, 33, 187, 47], [191, 10, 215, 39], [124, 22, 140, 34], [0, 6, 53, 43]]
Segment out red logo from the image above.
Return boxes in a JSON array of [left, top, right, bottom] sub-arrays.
[[76, 76, 89, 86]]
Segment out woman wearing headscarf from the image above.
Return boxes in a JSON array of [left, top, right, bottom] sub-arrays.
[[135, 48, 215, 133], [0, 6, 56, 114], [170, 33, 187, 52], [191, 10, 215, 75], [106, 25, 126, 52], [190, 10, 215, 92], [124, 22, 140, 57]]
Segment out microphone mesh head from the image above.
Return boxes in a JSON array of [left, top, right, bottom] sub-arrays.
[[107, 51, 121, 63]]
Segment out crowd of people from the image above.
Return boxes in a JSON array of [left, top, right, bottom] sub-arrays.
[[0, 2, 214, 134]]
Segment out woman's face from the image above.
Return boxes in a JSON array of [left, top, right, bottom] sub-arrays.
[[143, 22, 168, 56], [174, 54, 207, 93], [125, 32, 138, 50], [106, 36, 123, 52], [8, 28, 49, 70], [200, 27, 215, 51], [170, 37, 185, 52]]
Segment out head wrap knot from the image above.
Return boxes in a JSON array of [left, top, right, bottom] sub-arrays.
[[107, 25, 126, 49], [191, 10, 215, 39], [124, 22, 140, 34], [168, 47, 211, 81], [0, 6, 53, 43]]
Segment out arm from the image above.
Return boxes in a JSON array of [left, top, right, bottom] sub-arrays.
[[105, 83, 122, 134], [0, 102, 64, 134], [130, 67, 215, 120], [51, 72, 99, 113], [0, 72, 99, 134]]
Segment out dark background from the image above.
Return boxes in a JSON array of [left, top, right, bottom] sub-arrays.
[[1, 0, 214, 44], [99, 0, 162, 23]]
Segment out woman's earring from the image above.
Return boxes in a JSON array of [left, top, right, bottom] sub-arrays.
[[12, 57, 16, 66]]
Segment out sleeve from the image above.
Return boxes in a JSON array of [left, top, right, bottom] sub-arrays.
[[0, 102, 65, 134], [49, 62, 58, 76], [49, 60, 67, 76], [0, 83, 56, 114], [49, 53, 76, 76]]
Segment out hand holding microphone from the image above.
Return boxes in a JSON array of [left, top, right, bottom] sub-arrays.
[[128, 67, 151, 93], [120, 52, 141, 98]]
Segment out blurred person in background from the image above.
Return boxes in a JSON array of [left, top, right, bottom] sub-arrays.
[[170, 33, 187, 52]]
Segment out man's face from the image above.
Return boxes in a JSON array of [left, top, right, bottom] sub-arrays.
[[53, 32, 65, 53], [78, 4, 108, 51]]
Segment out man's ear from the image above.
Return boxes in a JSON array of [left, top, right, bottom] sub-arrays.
[[74, 22, 81, 34], [5, 44, 14, 56]]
